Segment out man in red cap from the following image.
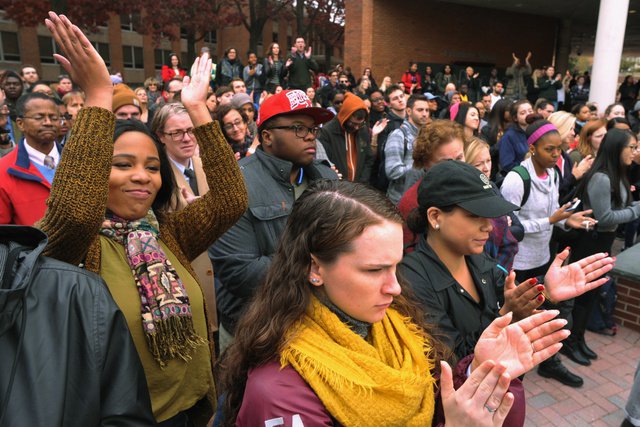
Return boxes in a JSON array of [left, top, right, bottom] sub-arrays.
[[209, 89, 338, 350], [317, 92, 374, 183]]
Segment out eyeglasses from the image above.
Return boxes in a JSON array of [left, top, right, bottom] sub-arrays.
[[60, 113, 72, 122], [223, 119, 245, 132], [339, 80, 349, 84], [628, 144, 640, 152], [22, 114, 60, 122], [164, 128, 195, 141], [267, 125, 320, 138]]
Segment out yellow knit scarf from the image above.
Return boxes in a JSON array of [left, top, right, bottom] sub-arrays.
[[280, 296, 436, 427]]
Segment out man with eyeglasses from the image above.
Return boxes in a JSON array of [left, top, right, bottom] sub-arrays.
[[368, 89, 387, 128], [318, 92, 374, 183], [0, 92, 61, 225], [150, 102, 220, 342], [209, 89, 337, 351], [112, 84, 142, 121], [164, 78, 183, 103], [0, 103, 15, 157]]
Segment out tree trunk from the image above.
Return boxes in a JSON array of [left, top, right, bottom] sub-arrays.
[[296, 0, 306, 38], [187, 32, 197, 66], [324, 41, 333, 71]]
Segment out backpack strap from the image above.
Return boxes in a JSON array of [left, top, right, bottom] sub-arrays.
[[399, 125, 410, 158], [511, 165, 531, 206]]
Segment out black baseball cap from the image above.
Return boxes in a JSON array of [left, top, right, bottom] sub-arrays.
[[418, 160, 519, 218]]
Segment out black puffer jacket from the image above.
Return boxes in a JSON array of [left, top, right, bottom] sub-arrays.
[[0, 226, 154, 426]]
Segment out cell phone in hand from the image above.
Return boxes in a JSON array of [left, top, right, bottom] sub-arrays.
[[566, 199, 581, 212]]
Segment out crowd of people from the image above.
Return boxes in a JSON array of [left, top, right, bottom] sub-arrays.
[[1, 11, 640, 427]]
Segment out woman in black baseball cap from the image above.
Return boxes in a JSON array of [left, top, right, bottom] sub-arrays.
[[400, 160, 615, 365]]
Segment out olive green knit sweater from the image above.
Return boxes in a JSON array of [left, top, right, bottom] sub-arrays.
[[39, 106, 248, 278]]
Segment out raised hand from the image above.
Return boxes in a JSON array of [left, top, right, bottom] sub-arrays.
[[543, 247, 615, 303], [500, 272, 545, 321], [372, 118, 389, 136], [473, 310, 569, 378], [512, 53, 520, 64], [526, 51, 532, 62], [305, 46, 312, 59], [44, 12, 112, 110], [441, 360, 513, 427], [180, 53, 213, 126]]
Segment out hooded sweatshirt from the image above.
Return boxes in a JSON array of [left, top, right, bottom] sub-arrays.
[[337, 93, 368, 182], [500, 157, 561, 271]]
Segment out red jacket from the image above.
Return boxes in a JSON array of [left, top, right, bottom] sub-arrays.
[[237, 355, 525, 426], [0, 141, 53, 225], [161, 65, 187, 84], [402, 71, 423, 94]]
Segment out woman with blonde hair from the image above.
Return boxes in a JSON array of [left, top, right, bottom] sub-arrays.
[[464, 137, 523, 271], [548, 111, 593, 201], [378, 75, 392, 94]]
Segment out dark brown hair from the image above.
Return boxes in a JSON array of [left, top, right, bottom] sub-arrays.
[[219, 180, 449, 426]]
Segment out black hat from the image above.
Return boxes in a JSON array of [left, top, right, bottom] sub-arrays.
[[418, 160, 519, 218]]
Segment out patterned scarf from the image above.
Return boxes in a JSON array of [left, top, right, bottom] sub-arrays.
[[100, 210, 204, 366], [280, 296, 436, 426]]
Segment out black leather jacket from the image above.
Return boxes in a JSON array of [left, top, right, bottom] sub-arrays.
[[0, 226, 154, 426]]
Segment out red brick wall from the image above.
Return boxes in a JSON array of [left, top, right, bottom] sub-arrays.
[[615, 276, 640, 333], [346, 0, 558, 82]]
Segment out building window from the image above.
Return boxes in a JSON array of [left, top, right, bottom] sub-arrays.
[[120, 14, 138, 31], [155, 49, 173, 69], [272, 32, 278, 43], [203, 31, 217, 43], [287, 36, 292, 48], [94, 42, 111, 66], [123, 45, 143, 69], [180, 27, 188, 39], [1, 31, 20, 62], [38, 35, 57, 64]]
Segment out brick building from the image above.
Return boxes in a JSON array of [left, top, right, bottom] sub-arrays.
[[0, 10, 343, 86], [345, 0, 559, 83]]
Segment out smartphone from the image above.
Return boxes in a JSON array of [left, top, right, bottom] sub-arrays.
[[566, 199, 581, 212]]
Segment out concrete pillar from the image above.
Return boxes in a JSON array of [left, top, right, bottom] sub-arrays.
[[555, 18, 572, 73], [589, 0, 629, 115]]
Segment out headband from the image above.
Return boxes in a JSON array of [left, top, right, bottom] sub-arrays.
[[527, 123, 558, 146], [449, 102, 460, 121]]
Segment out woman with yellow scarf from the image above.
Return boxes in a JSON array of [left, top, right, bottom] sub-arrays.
[[219, 180, 570, 427]]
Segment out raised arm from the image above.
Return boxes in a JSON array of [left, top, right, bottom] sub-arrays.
[[163, 54, 248, 260], [39, 12, 115, 265]]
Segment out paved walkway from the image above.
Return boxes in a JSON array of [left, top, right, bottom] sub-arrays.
[[524, 326, 640, 426]]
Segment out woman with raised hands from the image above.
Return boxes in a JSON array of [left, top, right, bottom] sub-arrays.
[[39, 12, 248, 425], [220, 179, 575, 427], [401, 161, 614, 364]]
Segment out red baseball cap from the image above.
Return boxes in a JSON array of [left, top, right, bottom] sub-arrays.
[[256, 89, 334, 129]]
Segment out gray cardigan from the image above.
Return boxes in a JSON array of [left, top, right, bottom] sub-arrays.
[[584, 172, 640, 232]]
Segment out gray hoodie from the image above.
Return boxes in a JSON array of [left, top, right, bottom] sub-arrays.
[[501, 157, 560, 271]]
